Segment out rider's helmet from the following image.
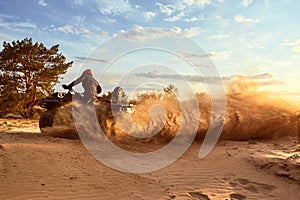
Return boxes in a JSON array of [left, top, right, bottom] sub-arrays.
[[83, 69, 92, 76]]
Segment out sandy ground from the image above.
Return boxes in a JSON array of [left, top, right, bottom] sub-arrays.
[[0, 119, 300, 200]]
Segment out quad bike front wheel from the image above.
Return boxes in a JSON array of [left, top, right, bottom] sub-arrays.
[[39, 110, 55, 130]]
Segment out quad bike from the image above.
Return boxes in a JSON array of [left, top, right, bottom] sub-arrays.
[[39, 85, 134, 131]]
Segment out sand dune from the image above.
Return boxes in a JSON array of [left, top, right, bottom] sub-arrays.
[[0, 120, 299, 199]]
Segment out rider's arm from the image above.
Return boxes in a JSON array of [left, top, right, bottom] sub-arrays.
[[68, 74, 85, 88]]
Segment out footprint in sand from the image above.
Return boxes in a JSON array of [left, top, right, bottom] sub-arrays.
[[235, 178, 276, 192], [229, 193, 246, 200], [225, 176, 276, 199], [188, 191, 210, 200]]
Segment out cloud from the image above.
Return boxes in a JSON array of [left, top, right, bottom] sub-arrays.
[[247, 41, 266, 49], [143, 11, 156, 19], [134, 71, 223, 84], [208, 34, 230, 40], [184, 16, 205, 22], [242, 0, 254, 8], [14, 22, 36, 28], [99, 0, 133, 15], [38, 0, 47, 7], [75, 56, 111, 63], [72, 0, 84, 8], [209, 51, 231, 59], [99, 17, 116, 24], [134, 71, 280, 87], [76, 28, 90, 34], [182, 27, 200, 38], [292, 46, 300, 53], [164, 12, 205, 23], [283, 39, 300, 47], [233, 14, 259, 23], [175, 50, 231, 61], [0, 19, 36, 31], [164, 12, 185, 22], [116, 25, 200, 41], [155, 2, 175, 16], [283, 39, 300, 51], [58, 25, 74, 34], [57, 24, 90, 35], [247, 73, 273, 79], [0, 14, 18, 19], [183, 0, 212, 6]]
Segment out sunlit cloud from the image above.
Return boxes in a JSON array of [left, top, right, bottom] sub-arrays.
[[164, 12, 185, 22], [57, 24, 90, 35], [234, 14, 260, 23], [57, 25, 74, 34], [116, 25, 199, 41], [134, 71, 279, 87], [99, 0, 133, 15], [184, 15, 205, 22], [74, 56, 111, 63], [208, 34, 230, 40], [283, 39, 300, 54], [209, 51, 231, 59], [134, 71, 224, 84], [38, 0, 47, 7], [183, 0, 212, 6], [175, 50, 231, 60], [155, 2, 175, 16], [247, 41, 266, 49], [143, 11, 156, 20], [76, 28, 90, 35], [182, 27, 200, 37], [242, 0, 254, 8]]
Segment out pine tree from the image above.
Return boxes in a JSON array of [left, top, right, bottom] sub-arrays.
[[0, 38, 73, 118]]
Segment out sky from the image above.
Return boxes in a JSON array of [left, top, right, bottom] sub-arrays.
[[0, 0, 300, 99]]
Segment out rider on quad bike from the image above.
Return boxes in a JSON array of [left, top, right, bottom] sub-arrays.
[[64, 69, 102, 104]]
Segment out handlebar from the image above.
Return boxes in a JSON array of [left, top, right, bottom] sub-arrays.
[[62, 84, 71, 90], [62, 84, 76, 94]]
